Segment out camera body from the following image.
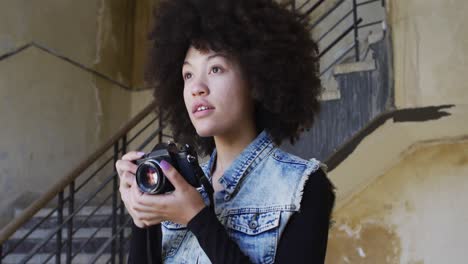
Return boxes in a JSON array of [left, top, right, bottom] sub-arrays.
[[135, 142, 204, 194]]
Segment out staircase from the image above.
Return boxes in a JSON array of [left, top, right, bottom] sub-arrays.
[[2, 207, 130, 264], [0, 100, 162, 264], [280, 0, 390, 164], [0, 1, 388, 263]]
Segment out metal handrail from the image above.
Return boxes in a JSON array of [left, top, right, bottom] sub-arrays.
[[309, 0, 347, 30], [298, 0, 314, 11], [301, 0, 385, 76], [72, 212, 113, 260], [89, 217, 133, 264], [18, 175, 116, 263], [319, 18, 363, 58], [318, 9, 353, 42], [1, 101, 161, 264], [0, 100, 158, 245], [2, 207, 58, 256], [70, 114, 158, 196], [3, 164, 113, 259], [71, 193, 113, 239], [299, 0, 326, 20]]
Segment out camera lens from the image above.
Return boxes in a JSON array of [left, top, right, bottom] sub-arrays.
[[136, 161, 164, 194]]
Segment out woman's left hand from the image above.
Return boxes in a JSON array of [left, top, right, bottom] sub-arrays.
[[131, 160, 207, 226]]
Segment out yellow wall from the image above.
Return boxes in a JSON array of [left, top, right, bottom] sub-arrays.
[[0, 0, 155, 226], [327, 140, 468, 264], [2, 2, 467, 262], [326, 0, 468, 262], [390, 0, 468, 107]]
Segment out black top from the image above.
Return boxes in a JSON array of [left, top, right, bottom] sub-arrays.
[[128, 168, 335, 264]]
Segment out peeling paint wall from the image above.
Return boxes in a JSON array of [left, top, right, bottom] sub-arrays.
[[327, 0, 468, 264], [325, 2, 468, 261], [0, 0, 157, 226], [326, 140, 468, 263], [324, 2, 468, 261], [389, 0, 468, 107]]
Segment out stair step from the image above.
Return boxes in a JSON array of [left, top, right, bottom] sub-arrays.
[[11, 227, 131, 240], [333, 60, 376, 75], [14, 206, 115, 218], [5, 207, 133, 260], [2, 253, 126, 264], [4, 228, 131, 254], [13, 206, 130, 230], [3, 238, 131, 255], [19, 214, 120, 229]]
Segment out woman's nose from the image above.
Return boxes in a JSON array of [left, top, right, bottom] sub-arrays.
[[191, 80, 209, 97]]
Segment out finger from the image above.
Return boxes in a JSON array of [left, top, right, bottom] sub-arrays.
[[133, 200, 165, 214], [159, 160, 189, 191], [131, 199, 158, 213], [128, 187, 151, 213], [135, 211, 163, 222], [142, 218, 164, 227], [115, 160, 138, 175], [136, 192, 172, 209], [122, 151, 146, 161], [120, 188, 134, 211], [129, 179, 145, 202], [119, 171, 135, 188], [132, 196, 167, 215]]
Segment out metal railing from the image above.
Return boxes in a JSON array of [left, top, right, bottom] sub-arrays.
[[0, 100, 164, 263], [291, 0, 386, 76]]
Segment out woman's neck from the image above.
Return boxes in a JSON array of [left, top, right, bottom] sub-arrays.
[[212, 127, 257, 188]]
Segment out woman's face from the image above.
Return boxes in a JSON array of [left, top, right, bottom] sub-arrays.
[[182, 46, 255, 138]]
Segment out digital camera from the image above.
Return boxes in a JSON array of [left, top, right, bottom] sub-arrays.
[[134, 142, 205, 194]]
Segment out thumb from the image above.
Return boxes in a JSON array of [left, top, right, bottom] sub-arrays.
[[160, 160, 189, 191]]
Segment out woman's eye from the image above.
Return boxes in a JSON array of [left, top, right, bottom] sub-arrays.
[[210, 66, 222, 74], [183, 72, 192, 80]]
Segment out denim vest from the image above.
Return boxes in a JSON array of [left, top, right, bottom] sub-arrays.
[[160, 131, 326, 263]]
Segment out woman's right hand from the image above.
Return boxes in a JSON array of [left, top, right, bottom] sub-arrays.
[[115, 151, 146, 228]]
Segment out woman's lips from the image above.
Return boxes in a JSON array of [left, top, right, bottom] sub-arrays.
[[192, 101, 215, 116], [192, 102, 214, 112], [193, 107, 215, 118]]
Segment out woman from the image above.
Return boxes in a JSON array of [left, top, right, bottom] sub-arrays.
[[116, 0, 336, 263]]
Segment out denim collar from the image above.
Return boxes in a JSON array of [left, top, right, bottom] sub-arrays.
[[205, 130, 276, 195]]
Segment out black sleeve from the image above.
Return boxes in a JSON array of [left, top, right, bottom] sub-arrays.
[[128, 168, 335, 264], [187, 206, 253, 263], [274, 168, 336, 263], [187, 168, 335, 264], [128, 223, 163, 264]]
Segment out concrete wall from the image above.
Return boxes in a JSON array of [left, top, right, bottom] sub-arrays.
[[0, 0, 155, 227], [1, 1, 467, 262], [326, 140, 468, 264], [326, 0, 468, 262], [390, 0, 468, 107]]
